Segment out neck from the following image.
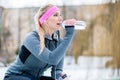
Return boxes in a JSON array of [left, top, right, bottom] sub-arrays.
[[46, 31, 54, 37], [42, 26, 54, 37], [42, 22, 54, 37]]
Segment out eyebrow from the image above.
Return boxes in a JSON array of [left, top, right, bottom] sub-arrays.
[[54, 11, 61, 15]]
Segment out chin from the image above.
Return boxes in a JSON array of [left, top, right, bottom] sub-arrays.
[[55, 25, 59, 29], [57, 27, 60, 30]]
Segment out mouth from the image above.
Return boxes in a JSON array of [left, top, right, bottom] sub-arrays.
[[57, 23, 60, 26]]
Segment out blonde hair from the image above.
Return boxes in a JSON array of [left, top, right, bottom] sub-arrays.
[[34, 4, 54, 53]]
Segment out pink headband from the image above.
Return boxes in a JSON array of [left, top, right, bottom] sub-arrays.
[[39, 6, 59, 25]]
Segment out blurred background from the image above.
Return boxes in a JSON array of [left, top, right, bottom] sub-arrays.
[[0, 0, 120, 80]]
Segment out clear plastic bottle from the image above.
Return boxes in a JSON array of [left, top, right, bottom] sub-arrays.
[[61, 20, 87, 30]]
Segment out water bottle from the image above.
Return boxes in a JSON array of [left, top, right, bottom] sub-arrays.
[[61, 20, 87, 30]]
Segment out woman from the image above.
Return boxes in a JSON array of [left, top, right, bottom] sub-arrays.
[[4, 4, 76, 80]]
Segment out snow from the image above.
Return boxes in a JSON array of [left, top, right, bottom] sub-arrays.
[[0, 56, 120, 80]]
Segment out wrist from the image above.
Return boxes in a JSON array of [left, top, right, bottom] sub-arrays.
[[65, 25, 74, 28], [65, 26, 75, 35]]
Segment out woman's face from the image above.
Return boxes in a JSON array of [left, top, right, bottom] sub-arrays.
[[42, 10, 63, 35]]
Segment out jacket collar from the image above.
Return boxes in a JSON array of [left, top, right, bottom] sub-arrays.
[[44, 34, 52, 40], [44, 30, 59, 41]]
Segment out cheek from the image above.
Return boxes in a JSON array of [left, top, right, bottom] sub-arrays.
[[50, 18, 56, 22], [48, 19, 57, 26], [48, 16, 57, 23], [47, 17, 58, 28]]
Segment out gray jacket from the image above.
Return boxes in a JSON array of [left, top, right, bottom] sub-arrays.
[[5, 26, 74, 79]]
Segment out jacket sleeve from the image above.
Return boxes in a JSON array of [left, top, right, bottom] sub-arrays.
[[23, 26, 74, 65], [51, 57, 64, 79]]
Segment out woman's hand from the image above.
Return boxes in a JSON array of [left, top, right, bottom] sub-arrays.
[[63, 19, 76, 26], [59, 72, 70, 80], [63, 19, 76, 35]]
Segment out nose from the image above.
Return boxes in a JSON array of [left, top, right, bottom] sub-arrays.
[[58, 16, 63, 22]]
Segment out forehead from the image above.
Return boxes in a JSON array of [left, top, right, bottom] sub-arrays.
[[53, 10, 61, 14]]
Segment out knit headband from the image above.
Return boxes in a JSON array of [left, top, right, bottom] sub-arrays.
[[39, 6, 59, 25]]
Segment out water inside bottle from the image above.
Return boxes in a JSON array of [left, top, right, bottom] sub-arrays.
[[74, 21, 86, 30]]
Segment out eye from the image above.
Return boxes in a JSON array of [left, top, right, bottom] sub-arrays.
[[60, 14, 62, 17], [53, 13, 58, 16]]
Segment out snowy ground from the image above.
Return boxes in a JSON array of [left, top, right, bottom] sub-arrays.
[[0, 56, 120, 80]]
